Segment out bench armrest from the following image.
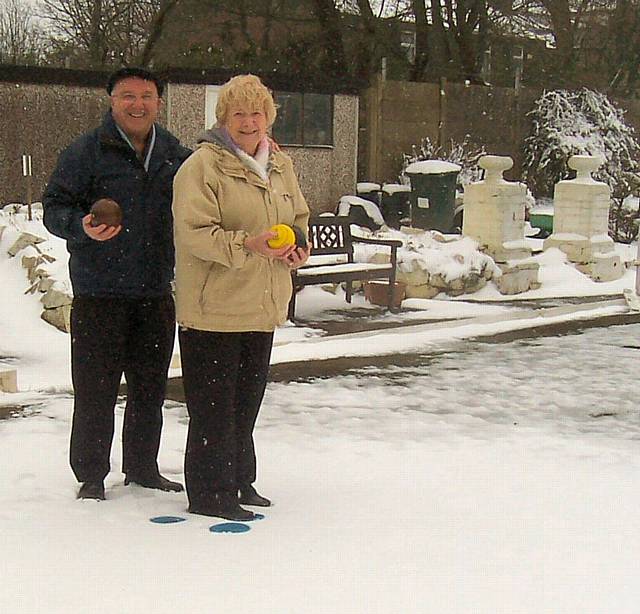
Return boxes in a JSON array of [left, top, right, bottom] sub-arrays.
[[352, 236, 403, 248]]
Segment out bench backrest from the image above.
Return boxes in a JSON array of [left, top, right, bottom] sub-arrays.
[[307, 215, 354, 263]]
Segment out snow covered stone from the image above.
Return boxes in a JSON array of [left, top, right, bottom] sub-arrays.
[[7, 232, 46, 257], [41, 282, 73, 309], [0, 369, 18, 393], [41, 305, 71, 333], [404, 283, 440, 299], [544, 155, 622, 281], [20, 246, 41, 270], [38, 277, 55, 293], [495, 261, 541, 295]]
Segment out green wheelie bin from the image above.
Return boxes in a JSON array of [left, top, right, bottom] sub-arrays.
[[405, 160, 461, 233]]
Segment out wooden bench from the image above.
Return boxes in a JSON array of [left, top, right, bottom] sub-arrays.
[[288, 215, 403, 321]]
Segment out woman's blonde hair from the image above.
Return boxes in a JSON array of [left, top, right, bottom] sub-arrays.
[[215, 74, 277, 128]]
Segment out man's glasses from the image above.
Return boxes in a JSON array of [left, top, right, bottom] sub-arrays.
[[112, 94, 158, 103]]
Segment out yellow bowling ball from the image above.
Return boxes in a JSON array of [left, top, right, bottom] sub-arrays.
[[267, 224, 296, 248]]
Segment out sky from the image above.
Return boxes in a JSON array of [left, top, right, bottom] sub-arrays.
[[2, 205, 640, 613]]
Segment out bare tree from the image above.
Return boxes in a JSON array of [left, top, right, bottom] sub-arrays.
[[489, 0, 603, 84], [0, 0, 47, 64], [407, 0, 489, 82], [606, 0, 640, 95], [38, 0, 175, 67]]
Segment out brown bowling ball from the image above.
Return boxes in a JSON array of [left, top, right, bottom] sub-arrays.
[[90, 198, 122, 228]]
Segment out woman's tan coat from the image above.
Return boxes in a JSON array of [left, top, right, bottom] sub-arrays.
[[172, 139, 309, 332]]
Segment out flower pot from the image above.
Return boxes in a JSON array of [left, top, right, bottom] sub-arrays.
[[364, 280, 406, 309]]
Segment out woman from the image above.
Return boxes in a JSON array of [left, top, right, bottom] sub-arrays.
[[172, 74, 310, 521]]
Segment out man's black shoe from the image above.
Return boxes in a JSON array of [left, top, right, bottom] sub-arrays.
[[188, 493, 256, 521], [77, 481, 105, 500], [239, 485, 271, 507], [124, 473, 184, 492]]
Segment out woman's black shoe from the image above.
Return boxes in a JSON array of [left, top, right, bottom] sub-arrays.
[[77, 481, 105, 500], [188, 493, 256, 521], [239, 485, 271, 507], [124, 472, 184, 492]]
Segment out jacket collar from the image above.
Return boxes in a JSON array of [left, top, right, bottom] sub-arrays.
[[198, 126, 283, 185], [98, 111, 178, 175]]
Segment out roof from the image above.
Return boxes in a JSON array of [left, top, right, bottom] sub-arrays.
[[0, 64, 363, 96]]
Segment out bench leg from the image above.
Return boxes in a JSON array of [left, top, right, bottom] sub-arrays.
[[388, 271, 399, 313], [288, 287, 297, 322], [345, 281, 353, 303]]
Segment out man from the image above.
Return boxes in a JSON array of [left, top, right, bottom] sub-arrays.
[[43, 67, 191, 500]]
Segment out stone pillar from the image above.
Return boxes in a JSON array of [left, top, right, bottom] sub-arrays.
[[463, 155, 531, 262], [463, 155, 539, 294], [544, 155, 622, 282]]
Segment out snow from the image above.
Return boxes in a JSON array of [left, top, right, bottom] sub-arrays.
[[2, 207, 640, 613], [381, 183, 411, 195], [356, 182, 381, 192], [337, 195, 386, 226], [405, 160, 462, 175]]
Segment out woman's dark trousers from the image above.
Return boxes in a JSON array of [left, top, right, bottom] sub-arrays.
[[69, 295, 175, 483], [178, 327, 273, 510]]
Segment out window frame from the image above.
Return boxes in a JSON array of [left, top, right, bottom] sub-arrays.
[[272, 91, 334, 149]]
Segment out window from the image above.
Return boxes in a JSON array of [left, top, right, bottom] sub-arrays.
[[272, 92, 333, 147], [205, 85, 221, 128]]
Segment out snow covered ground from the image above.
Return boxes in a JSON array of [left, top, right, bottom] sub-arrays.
[[2, 207, 640, 613], [3, 327, 640, 614]]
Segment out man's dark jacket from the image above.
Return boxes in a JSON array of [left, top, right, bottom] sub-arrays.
[[43, 112, 191, 298]]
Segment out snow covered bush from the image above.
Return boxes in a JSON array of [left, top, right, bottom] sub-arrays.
[[523, 88, 640, 241], [400, 137, 485, 189]]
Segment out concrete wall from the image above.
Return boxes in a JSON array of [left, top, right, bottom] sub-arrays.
[[0, 82, 108, 205], [165, 86, 358, 212], [0, 78, 358, 214]]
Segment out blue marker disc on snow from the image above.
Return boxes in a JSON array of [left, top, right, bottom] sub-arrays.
[[248, 513, 265, 521], [150, 515, 187, 524], [209, 522, 251, 534]]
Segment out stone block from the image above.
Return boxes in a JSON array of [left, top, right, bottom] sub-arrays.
[[41, 285, 73, 309], [368, 252, 391, 265], [21, 246, 40, 270], [397, 265, 429, 287], [404, 283, 440, 299], [28, 263, 48, 283], [462, 274, 488, 294], [41, 304, 71, 333], [38, 277, 55, 293], [576, 253, 623, 282], [0, 369, 18, 393], [496, 262, 540, 295], [544, 235, 591, 263], [428, 273, 448, 289], [7, 232, 46, 257], [490, 241, 532, 263]]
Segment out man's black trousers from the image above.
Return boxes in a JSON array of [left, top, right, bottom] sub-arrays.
[[69, 295, 175, 482], [178, 327, 273, 510]]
